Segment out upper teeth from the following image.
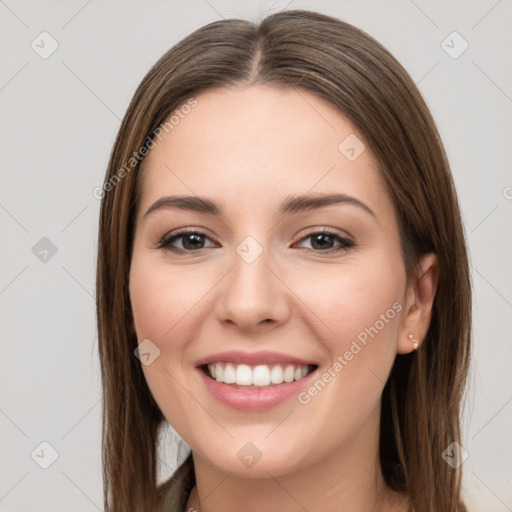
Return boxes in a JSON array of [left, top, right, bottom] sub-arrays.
[[207, 363, 310, 387]]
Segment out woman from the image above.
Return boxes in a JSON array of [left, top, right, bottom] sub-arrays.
[[96, 9, 471, 512]]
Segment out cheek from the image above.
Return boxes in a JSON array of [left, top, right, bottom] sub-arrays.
[[291, 266, 404, 434], [293, 261, 404, 365], [128, 257, 203, 424], [128, 254, 218, 409], [129, 256, 206, 342], [128, 257, 194, 412]]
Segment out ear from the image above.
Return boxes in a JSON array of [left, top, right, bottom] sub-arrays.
[[397, 252, 438, 354]]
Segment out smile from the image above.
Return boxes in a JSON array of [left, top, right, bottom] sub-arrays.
[[194, 350, 320, 410], [202, 362, 317, 388]]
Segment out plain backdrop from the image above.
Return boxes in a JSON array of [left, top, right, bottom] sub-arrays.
[[1, 0, 511, 510]]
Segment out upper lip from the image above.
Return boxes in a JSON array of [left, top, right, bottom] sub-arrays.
[[195, 350, 317, 367]]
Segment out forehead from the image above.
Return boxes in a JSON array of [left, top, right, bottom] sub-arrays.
[[137, 85, 393, 221]]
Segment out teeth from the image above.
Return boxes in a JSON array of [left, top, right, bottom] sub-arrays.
[[253, 365, 270, 386], [270, 365, 284, 384], [215, 363, 223, 382], [223, 363, 236, 384], [236, 364, 252, 385], [283, 365, 295, 383], [206, 362, 312, 387]]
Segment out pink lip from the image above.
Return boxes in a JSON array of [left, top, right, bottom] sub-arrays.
[[196, 366, 319, 411], [194, 350, 316, 367]]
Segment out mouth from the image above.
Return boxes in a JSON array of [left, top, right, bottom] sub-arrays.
[[194, 350, 321, 410], [199, 362, 318, 389]]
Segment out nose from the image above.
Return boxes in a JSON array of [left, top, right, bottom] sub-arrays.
[[214, 243, 291, 333]]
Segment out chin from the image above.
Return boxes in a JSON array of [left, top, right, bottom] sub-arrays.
[[189, 431, 321, 479]]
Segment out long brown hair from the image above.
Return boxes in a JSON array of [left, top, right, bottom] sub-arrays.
[[96, 9, 471, 512]]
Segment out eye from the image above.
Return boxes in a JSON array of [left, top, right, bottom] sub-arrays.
[[294, 230, 355, 253], [157, 230, 216, 253], [157, 228, 355, 254]]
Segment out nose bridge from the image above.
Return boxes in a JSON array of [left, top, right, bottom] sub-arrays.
[[231, 234, 276, 308], [214, 233, 290, 329]]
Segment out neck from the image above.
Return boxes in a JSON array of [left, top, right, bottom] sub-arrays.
[[184, 405, 409, 512]]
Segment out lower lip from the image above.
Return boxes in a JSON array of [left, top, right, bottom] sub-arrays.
[[197, 367, 318, 411]]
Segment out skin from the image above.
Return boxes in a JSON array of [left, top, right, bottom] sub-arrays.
[[129, 85, 438, 512]]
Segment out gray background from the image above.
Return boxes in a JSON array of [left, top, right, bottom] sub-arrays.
[[1, 0, 511, 510]]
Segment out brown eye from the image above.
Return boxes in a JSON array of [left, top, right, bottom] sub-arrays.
[[158, 230, 216, 253], [295, 230, 355, 253]]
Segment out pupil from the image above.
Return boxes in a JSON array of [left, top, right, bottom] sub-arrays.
[[183, 234, 204, 250], [312, 233, 333, 250]]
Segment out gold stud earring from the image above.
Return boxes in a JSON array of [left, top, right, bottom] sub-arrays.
[[408, 333, 420, 350]]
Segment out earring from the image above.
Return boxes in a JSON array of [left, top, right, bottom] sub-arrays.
[[408, 333, 420, 350]]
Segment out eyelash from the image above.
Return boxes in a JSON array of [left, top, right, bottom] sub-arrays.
[[156, 228, 355, 255]]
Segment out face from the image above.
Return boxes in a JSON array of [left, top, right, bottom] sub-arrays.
[[129, 85, 411, 477]]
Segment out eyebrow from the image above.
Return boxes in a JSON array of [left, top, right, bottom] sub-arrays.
[[143, 193, 376, 219]]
